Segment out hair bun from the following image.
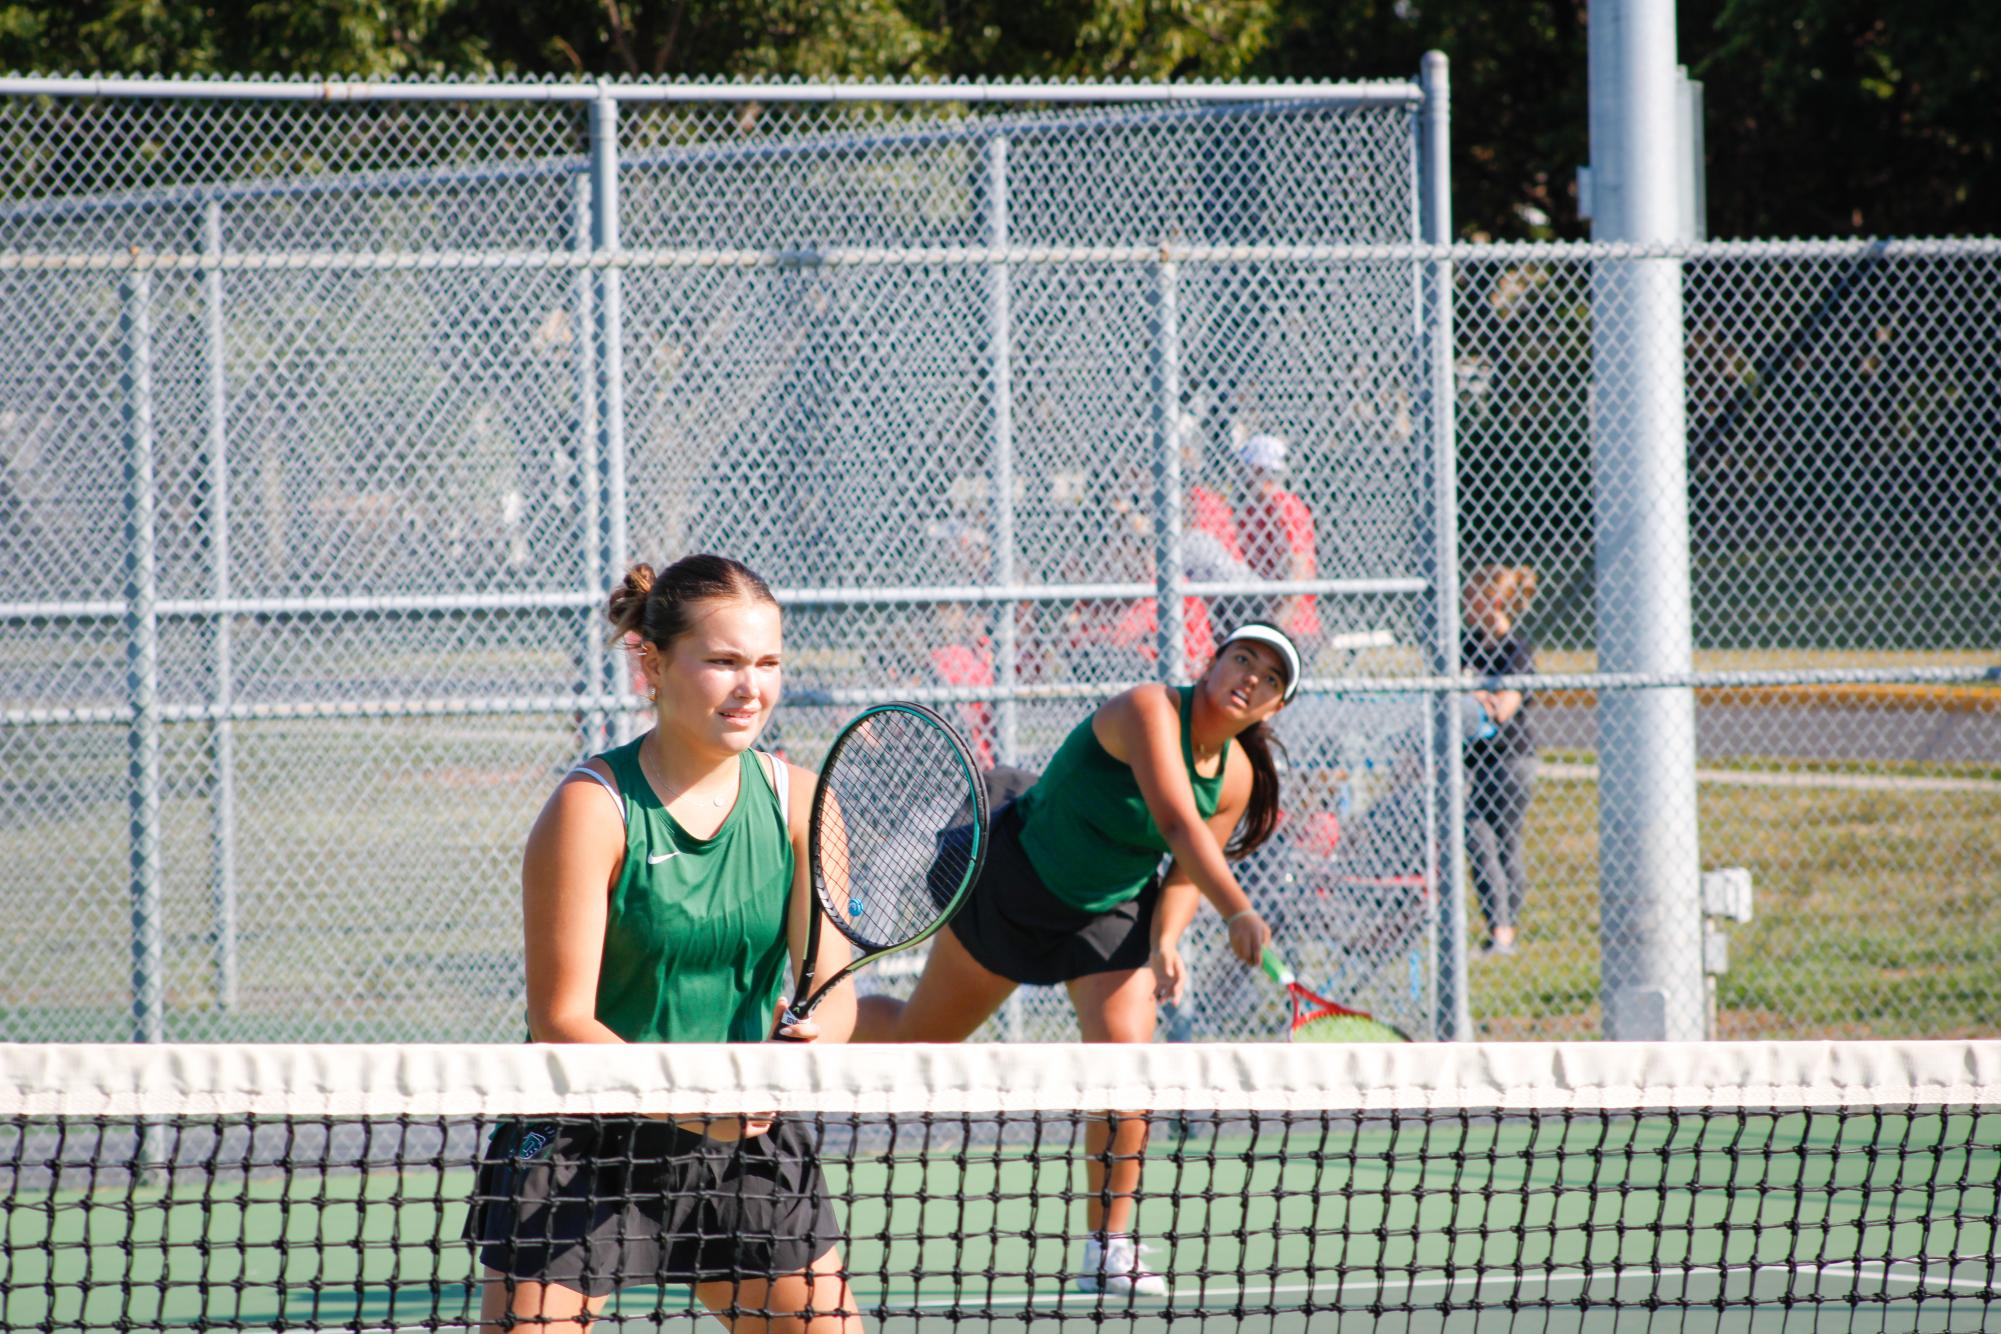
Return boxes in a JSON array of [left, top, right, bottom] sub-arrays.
[[607, 554, 777, 648], [606, 563, 657, 631]]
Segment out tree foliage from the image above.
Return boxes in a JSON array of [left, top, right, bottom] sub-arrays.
[[0, 0, 1993, 237], [1260, 0, 1588, 239], [0, 0, 473, 76], [1693, 0, 1999, 235]]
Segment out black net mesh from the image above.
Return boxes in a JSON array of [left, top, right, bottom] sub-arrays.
[[4, 1041, 1997, 1331]]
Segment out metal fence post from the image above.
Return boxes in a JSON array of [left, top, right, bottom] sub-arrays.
[[1149, 257, 1186, 684], [573, 168, 607, 754], [985, 136, 1019, 767], [590, 92, 632, 740], [1588, 0, 1705, 1040], [122, 266, 164, 1044], [1418, 51, 1471, 1041], [201, 200, 237, 1010], [984, 136, 1027, 1046]]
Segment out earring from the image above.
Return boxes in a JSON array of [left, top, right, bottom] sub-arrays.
[[647, 686, 658, 702]]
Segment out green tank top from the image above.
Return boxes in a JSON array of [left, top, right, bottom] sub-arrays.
[[591, 740, 795, 1043], [1016, 686, 1229, 914]]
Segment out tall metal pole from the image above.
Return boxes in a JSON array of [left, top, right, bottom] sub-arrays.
[[201, 200, 238, 1010], [573, 169, 607, 755], [1149, 259, 1186, 684], [590, 94, 633, 741], [1588, 0, 1704, 1040], [1418, 52, 1470, 1041], [985, 136, 1024, 1043], [985, 136, 1018, 767], [122, 267, 164, 1044]]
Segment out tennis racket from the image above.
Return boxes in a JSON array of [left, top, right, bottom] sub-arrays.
[[1261, 946, 1409, 1043], [776, 701, 989, 1037]]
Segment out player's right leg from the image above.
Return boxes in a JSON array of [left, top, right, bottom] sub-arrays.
[[480, 1273, 608, 1333], [1464, 785, 1510, 951]]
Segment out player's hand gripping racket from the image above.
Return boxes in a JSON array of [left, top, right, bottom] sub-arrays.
[[776, 702, 990, 1038], [1261, 946, 1409, 1043]]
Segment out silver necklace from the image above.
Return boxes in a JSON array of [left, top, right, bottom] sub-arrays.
[[642, 739, 732, 808]]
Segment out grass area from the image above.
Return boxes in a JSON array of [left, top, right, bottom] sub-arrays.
[[1538, 649, 2000, 675], [1470, 765, 2001, 1041], [1332, 645, 2000, 685], [1537, 747, 2001, 785], [0, 719, 564, 1043]]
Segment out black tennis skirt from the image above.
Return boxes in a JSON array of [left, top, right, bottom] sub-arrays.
[[945, 800, 1161, 986], [466, 1115, 840, 1297]]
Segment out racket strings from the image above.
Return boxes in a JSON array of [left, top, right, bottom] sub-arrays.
[[818, 711, 982, 953], [1287, 983, 1408, 1044]]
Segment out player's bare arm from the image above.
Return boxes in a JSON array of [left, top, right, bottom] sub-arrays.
[[521, 764, 627, 1046]]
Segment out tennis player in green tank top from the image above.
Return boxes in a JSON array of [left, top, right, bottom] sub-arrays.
[[854, 621, 1302, 1299], [470, 554, 860, 1334]]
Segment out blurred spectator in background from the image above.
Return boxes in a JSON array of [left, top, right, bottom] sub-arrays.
[[1105, 593, 1217, 681], [1177, 408, 1258, 646], [1064, 457, 1220, 683], [922, 519, 1001, 768], [1179, 408, 1250, 585], [1235, 433, 1323, 654], [930, 601, 999, 770], [1461, 563, 1540, 956]]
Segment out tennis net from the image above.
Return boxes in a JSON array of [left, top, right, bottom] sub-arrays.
[[4, 1039, 1997, 1331]]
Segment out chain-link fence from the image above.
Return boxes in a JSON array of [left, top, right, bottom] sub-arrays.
[[1, 77, 1994, 1046], [0, 77, 1453, 1045], [1450, 238, 2000, 1040]]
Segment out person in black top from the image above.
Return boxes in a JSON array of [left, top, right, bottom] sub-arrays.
[[1461, 565, 1540, 955]]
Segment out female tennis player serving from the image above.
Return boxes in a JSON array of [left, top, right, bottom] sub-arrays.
[[854, 621, 1297, 1298], [468, 554, 860, 1334]]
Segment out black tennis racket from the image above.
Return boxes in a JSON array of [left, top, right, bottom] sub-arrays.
[[777, 701, 989, 1036]]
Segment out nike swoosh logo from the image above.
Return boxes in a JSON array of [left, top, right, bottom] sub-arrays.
[[647, 850, 680, 864]]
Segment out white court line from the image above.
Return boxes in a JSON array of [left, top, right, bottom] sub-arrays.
[[1541, 762, 2001, 795], [165, 1260, 2001, 1332], [882, 1259, 1998, 1310]]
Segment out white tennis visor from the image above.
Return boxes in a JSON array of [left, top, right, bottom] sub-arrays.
[[1216, 623, 1302, 702]]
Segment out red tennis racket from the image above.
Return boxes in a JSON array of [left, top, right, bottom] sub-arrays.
[[1261, 946, 1410, 1043]]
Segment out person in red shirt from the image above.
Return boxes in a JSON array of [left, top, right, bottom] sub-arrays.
[[1173, 404, 1247, 572], [929, 610, 999, 771], [1186, 479, 1246, 570], [1171, 411, 1253, 670], [1107, 594, 1218, 678], [1234, 433, 1322, 650], [1061, 453, 1229, 682]]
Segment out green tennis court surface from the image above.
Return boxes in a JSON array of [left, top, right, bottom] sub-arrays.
[[8, 1109, 1994, 1333]]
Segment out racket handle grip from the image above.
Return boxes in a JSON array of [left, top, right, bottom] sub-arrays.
[[1260, 946, 1295, 987], [771, 1003, 811, 1043]]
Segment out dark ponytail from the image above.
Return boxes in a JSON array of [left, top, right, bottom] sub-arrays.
[[607, 553, 777, 649], [1226, 720, 1284, 859]]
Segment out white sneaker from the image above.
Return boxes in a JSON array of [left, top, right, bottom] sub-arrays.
[[1075, 1233, 1169, 1298]]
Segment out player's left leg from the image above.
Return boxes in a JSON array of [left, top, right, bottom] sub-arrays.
[[696, 1246, 860, 1334], [853, 923, 1017, 1042], [1066, 966, 1161, 1289], [1494, 752, 1539, 944]]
